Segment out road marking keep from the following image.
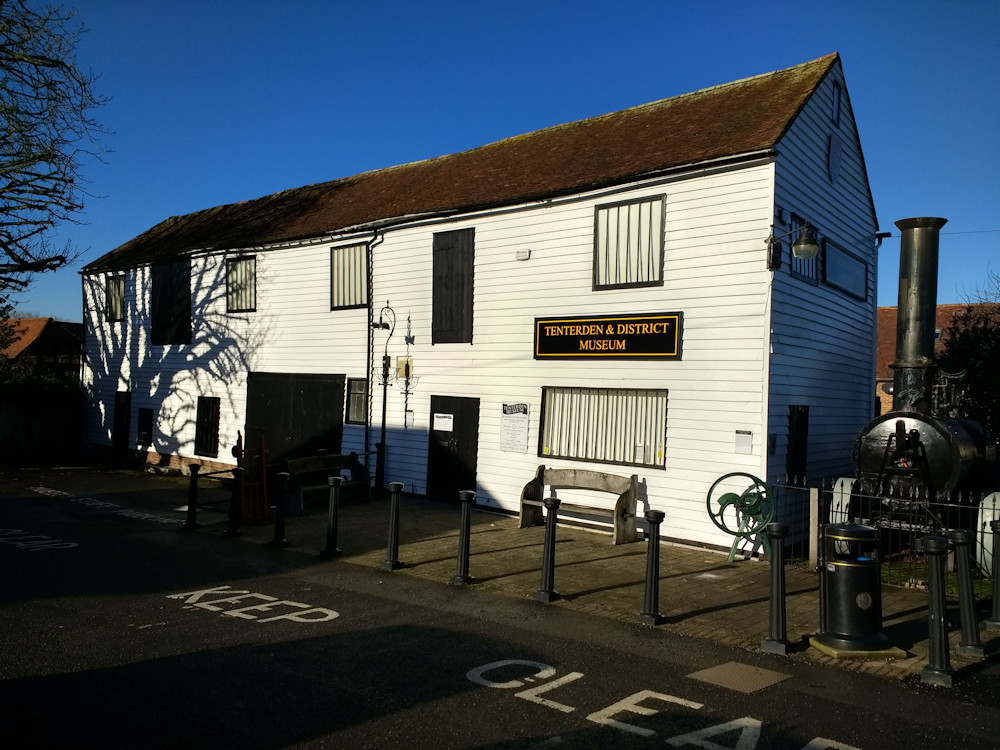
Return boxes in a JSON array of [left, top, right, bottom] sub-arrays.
[[0, 528, 78, 551], [167, 585, 339, 623]]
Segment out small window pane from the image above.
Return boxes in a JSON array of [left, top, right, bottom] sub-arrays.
[[194, 396, 221, 457], [227, 257, 256, 312], [331, 244, 368, 309], [594, 197, 664, 289], [106, 275, 125, 322], [540, 386, 667, 468], [346, 378, 368, 424]]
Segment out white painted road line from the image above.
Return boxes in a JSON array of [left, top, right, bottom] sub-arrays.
[[28, 486, 178, 524], [465, 659, 863, 749]]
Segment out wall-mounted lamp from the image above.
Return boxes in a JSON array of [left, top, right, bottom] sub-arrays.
[[766, 222, 820, 270]]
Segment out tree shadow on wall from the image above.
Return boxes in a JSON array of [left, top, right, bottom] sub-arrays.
[[85, 252, 272, 467]]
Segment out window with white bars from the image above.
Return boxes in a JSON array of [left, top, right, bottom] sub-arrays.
[[226, 257, 256, 312], [594, 196, 664, 289], [331, 244, 368, 309], [106, 274, 125, 322], [345, 378, 368, 424], [194, 396, 220, 458], [539, 386, 667, 468]]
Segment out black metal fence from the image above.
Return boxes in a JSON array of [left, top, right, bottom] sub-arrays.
[[769, 476, 998, 599]]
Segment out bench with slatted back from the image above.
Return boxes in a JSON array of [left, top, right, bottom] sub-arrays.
[[519, 465, 639, 545], [283, 452, 370, 512]]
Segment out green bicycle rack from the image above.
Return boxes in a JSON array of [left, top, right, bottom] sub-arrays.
[[706, 472, 775, 563]]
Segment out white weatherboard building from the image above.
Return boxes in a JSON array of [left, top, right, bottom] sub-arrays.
[[82, 53, 878, 549]]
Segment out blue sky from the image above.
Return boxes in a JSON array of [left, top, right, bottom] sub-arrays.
[[14, 0, 1000, 321]]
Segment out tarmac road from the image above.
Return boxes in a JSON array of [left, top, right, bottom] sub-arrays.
[[1, 467, 999, 749]]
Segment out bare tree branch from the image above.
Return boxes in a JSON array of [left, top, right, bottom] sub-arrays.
[[0, 0, 108, 293]]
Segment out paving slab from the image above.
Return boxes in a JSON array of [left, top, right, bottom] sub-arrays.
[[9, 467, 998, 683], [184, 485, 1000, 681]]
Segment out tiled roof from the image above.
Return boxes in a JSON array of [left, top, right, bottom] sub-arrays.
[[875, 304, 978, 379], [2, 318, 51, 359], [84, 53, 839, 273]]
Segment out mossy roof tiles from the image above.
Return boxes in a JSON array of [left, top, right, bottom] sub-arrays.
[[85, 53, 838, 272]]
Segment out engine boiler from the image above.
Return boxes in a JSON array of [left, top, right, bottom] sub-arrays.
[[853, 217, 996, 501]]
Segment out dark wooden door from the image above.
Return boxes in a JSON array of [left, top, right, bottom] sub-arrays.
[[245, 372, 345, 462], [427, 395, 479, 502]]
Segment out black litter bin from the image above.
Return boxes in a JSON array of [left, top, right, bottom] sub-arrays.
[[816, 523, 888, 650]]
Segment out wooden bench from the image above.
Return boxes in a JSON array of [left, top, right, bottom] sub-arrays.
[[282, 452, 371, 513], [519, 465, 640, 545]]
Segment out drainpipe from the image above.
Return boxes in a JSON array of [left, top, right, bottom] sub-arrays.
[[365, 232, 384, 478]]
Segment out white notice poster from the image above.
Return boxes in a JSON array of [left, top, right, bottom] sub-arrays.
[[735, 430, 753, 455], [433, 413, 454, 432], [500, 403, 529, 452]]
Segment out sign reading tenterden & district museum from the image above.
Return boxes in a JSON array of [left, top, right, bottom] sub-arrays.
[[534, 312, 683, 359]]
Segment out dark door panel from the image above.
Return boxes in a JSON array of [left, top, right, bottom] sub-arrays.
[[427, 395, 479, 502], [245, 372, 345, 462]]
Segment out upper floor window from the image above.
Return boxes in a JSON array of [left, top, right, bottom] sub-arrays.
[[226, 256, 256, 312], [106, 274, 125, 322], [433, 228, 474, 344], [331, 243, 368, 310], [831, 83, 842, 127], [789, 215, 818, 285], [150, 259, 192, 345], [594, 196, 664, 290]]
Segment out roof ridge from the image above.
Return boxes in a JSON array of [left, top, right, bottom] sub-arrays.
[[239, 54, 842, 203], [85, 53, 842, 271]]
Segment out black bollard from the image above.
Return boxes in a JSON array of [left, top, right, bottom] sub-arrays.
[[761, 522, 790, 655], [534, 497, 561, 603], [637, 510, 666, 626], [224, 466, 244, 538], [182, 463, 201, 531], [381, 482, 404, 571], [269, 472, 290, 548], [987, 520, 1000, 630], [451, 490, 476, 585], [321, 476, 343, 558], [919, 535, 955, 687], [948, 529, 986, 657]]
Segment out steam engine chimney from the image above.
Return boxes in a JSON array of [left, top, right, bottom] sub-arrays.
[[891, 217, 947, 414]]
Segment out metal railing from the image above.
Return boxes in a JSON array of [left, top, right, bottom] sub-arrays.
[[769, 475, 997, 599]]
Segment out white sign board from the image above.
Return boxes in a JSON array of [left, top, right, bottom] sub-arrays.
[[735, 430, 753, 455], [433, 413, 454, 432], [500, 403, 529, 453]]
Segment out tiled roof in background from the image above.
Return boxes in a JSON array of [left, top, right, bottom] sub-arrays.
[[875, 304, 975, 379], [1, 318, 83, 360]]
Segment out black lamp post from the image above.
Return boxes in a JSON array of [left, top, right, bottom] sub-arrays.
[[372, 302, 394, 494]]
